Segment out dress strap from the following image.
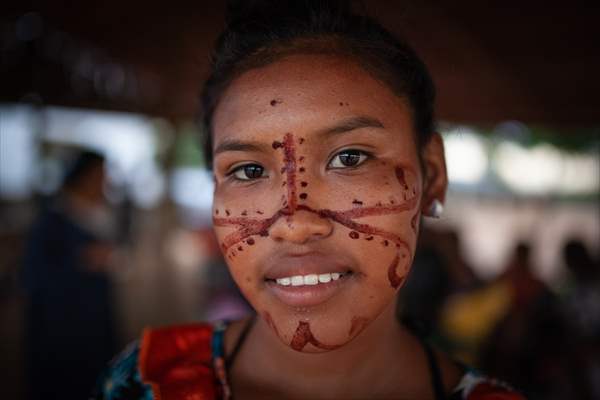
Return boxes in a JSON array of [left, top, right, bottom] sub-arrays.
[[420, 337, 447, 400], [226, 314, 256, 370]]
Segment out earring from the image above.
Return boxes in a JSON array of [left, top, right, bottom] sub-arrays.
[[427, 199, 444, 219]]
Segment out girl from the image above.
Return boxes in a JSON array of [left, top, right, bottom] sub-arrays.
[[96, 2, 525, 399]]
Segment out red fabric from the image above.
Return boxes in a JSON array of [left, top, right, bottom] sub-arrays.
[[467, 382, 526, 400], [139, 324, 217, 400]]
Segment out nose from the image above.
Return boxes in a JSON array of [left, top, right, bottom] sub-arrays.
[[269, 209, 333, 244]]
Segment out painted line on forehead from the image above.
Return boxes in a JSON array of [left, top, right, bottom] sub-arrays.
[[290, 321, 342, 351]]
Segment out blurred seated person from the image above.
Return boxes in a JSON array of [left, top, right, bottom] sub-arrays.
[[21, 150, 117, 400]]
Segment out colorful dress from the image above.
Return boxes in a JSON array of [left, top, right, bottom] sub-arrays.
[[94, 322, 525, 400]]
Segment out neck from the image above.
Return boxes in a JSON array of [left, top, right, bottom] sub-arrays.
[[237, 301, 423, 396]]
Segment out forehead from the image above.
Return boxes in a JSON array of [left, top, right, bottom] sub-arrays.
[[212, 54, 413, 144]]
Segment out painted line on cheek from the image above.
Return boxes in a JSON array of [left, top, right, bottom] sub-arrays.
[[348, 316, 369, 337], [411, 212, 420, 234]]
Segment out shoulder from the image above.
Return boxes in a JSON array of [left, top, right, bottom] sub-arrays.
[[94, 323, 221, 400], [93, 341, 153, 400], [450, 369, 527, 400]]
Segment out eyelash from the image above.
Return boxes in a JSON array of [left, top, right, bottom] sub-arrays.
[[327, 149, 371, 169], [226, 149, 372, 182]]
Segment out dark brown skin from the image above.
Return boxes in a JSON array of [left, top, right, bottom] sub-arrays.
[[212, 54, 451, 398]]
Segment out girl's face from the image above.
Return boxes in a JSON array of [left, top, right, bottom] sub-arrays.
[[212, 54, 445, 353]]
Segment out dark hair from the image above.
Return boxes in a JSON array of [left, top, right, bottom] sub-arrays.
[[62, 150, 105, 189], [201, 0, 436, 167]]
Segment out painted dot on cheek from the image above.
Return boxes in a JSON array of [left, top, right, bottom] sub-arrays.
[[247, 238, 255, 245], [299, 193, 308, 200], [349, 231, 359, 239], [301, 181, 308, 187]]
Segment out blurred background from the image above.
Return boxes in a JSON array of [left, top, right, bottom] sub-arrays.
[[1, 1, 599, 399]]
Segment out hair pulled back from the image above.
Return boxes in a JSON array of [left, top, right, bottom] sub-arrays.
[[201, 0, 436, 166]]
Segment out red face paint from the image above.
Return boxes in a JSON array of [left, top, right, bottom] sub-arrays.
[[290, 321, 342, 351], [213, 133, 418, 288], [348, 316, 369, 337]]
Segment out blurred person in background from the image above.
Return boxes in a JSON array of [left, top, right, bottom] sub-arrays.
[[560, 238, 600, 399], [21, 150, 117, 400], [399, 228, 479, 346], [479, 242, 587, 400]]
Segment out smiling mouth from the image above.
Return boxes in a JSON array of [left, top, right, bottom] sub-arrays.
[[264, 270, 355, 307], [266, 271, 353, 287]]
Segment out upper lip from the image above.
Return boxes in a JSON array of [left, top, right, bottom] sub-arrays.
[[263, 252, 352, 280]]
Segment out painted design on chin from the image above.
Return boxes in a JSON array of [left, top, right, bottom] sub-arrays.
[[349, 316, 369, 337], [290, 321, 342, 351], [213, 133, 419, 288]]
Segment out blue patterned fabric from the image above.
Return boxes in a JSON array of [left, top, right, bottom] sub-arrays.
[[92, 342, 153, 400]]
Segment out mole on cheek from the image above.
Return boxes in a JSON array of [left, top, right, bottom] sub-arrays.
[[299, 193, 308, 200], [299, 138, 305, 144], [247, 238, 255, 245], [272, 141, 283, 149], [241, 210, 247, 216], [238, 246, 243, 252], [349, 231, 359, 239], [270, 99, 282, 106], [301, 181, 308, 187], [299, 167, 305, 173], [225, 210, 231, 216]]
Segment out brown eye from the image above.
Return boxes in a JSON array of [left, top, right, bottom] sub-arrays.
[[232, 164, 265, 180], [329, 150, 368, 169]]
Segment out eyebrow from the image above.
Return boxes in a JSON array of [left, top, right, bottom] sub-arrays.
[[213, 139, 270, 156], [320, 116, 385, 137], [213, 116, 385, 156]]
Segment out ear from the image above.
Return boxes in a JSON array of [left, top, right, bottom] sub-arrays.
[[420, 132, 448, 215]]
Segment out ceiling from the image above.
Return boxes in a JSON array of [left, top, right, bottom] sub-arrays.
[[2, 0, 599, 126]]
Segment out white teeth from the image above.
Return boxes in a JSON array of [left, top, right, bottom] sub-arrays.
[[276, 277, 291, 286], [291, 275, 304, 286], [274, 272, 347, 286]]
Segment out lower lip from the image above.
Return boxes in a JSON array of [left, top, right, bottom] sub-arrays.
[[265, 274, 354, 307]]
